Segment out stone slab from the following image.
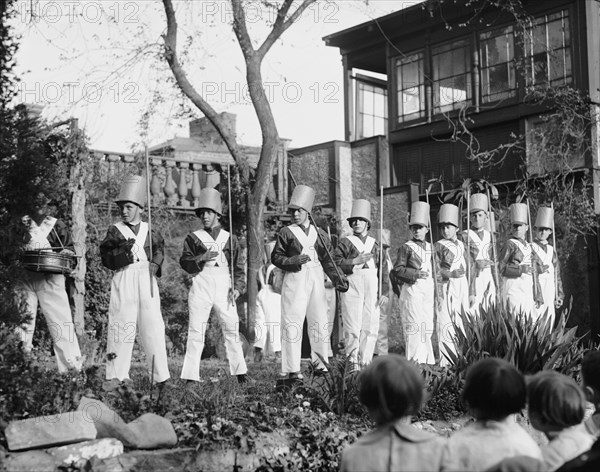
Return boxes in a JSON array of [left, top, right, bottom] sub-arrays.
[[1, 438, 124, 472], [5, 411, 97, 451]]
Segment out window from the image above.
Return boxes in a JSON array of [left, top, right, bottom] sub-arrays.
[[356, 79, 388, 138], [525, 10, 571, 86], [480, 26, 516, 102], [396, 52, 425, 122], [432, 39, 471, 112]]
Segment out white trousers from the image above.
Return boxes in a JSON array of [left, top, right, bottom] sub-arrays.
[[280, 264, 329, 374], [502, 274, 536, 319], [438, 277, 468, 366], [17, 272, 82, 372], [325, 284, 336, 357], [471, 267, 496, 315], [181, 266, 247, 380], [340, 269, 379, 365], [106, 261, 170, 383], [399, 277, 435, 364], [254, 287, 282, 354], [537, 272, 556, 327]]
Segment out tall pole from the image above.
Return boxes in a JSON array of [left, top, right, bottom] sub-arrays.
[[486, 187, 500, 299], [466, 187, 471, 290], [145, 145, 154, 298], [550, 201, 559, 299], [425, 188, 438, 311], [527, 199, 542, 309], [379, 186, 384, 299], [228, 165, 235, 307]]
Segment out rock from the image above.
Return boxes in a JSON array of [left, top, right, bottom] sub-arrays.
[[5, 411, 97, 451], [0, 450, 56, 472], [77, 397, 177, 449], [451, 422, 461, 430], [126, 413, 177, 449], [77, 397, 138, 447], [48, 438, 124, 465], [1, 439, 122, 472], [91, 448, 264, 472]]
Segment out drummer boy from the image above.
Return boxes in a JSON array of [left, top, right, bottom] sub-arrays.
[[12, 192, 82, 372]]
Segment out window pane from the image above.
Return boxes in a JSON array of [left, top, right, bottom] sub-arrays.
[[401, 60, 420, 89], [356, 78, 387, 139], [548, 19, 565, 50], [525, 9, 571, 86], [432, 40, 470, 111], [374, 92, 385, 117], [480, 26, 516, 103], [396, 52, 424, 121], [363, 89, 374, 113]]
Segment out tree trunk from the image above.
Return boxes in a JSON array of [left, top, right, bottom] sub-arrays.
[[69, 120, 87, 336]]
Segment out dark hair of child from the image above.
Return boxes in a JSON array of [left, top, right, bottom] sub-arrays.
[[527, 370, 586, 429], [462, 357, 526, 420], [358, 354, 423, 425], [582, 350, 600, 392]]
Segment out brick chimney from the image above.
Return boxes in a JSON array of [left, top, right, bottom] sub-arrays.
[[189, 112, 236, 145]]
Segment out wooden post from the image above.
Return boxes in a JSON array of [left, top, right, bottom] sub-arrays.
[[69, 119, 87, 337]]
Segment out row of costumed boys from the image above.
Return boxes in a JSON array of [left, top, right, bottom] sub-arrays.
[[257, 184, 564, 372], [12, 174, 563, 382]]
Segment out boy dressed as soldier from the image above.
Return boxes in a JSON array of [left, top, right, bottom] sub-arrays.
[[436, 203, 469, 365], [100, 175, 170, 384], [499, 203, 541, 319], [271, 184, 348, 380], [390, 201, 436, 365], [333, 199, 388, 368], [12, 193, 82, 372], [462, 193, 497, 313], [532, 206, 563, 326], [179, 188, 249, 383]]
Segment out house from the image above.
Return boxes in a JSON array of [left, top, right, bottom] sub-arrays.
[[289, 0, 600, 335]]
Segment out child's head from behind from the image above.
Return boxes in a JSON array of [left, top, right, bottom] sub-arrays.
[[462, 358, 526, 421], [581, 350, 600, 407], [359, 354, 423, 425], [527, 370, 585, 434]]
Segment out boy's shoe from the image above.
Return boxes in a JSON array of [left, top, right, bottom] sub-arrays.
[[288, 372, 304, 380], [237, 374, 256, 384], [254, 347, 264, 363]]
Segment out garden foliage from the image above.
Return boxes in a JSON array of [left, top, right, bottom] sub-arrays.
[[445, 302, 587, 376]]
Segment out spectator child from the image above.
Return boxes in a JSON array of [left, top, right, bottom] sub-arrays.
[[581, 350, 600, 439], [340, 354, 446, 472], [527, 370, 594, 471], [441, 358, 542, 471], [551, 351, 600, 472]]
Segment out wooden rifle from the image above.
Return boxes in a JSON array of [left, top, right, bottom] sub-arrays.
[[526, 200, 544, 309]]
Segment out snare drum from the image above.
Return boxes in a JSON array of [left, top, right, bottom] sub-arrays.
[[20, 250, 77, 274]]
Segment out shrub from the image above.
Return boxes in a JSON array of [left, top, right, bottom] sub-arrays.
[[446, 303, 588, 377], [302, 354, 364, 417]]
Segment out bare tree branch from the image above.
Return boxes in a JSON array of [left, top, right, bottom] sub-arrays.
[[257, 0, 316, 58], [161, 0, 246, 172], [231, 0, 255, 59]]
